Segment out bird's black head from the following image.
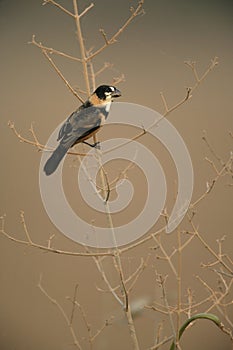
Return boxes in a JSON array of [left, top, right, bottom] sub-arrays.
[[93, 85, 121, 101]]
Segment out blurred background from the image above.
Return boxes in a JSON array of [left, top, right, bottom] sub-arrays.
[[1, 0, 233, 349]]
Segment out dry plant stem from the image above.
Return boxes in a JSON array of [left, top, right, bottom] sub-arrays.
[[154, 321, 164, 349], [149, 335, 174, 350], [42, 47, 84, 103], [161, 87, 192, 117], [103, 57, 218, 157], [191, 154, 232, 208], [89, 150, 140, 348], [104, 202, 140, 350], [98, 257, 148, 294], [185, 57, 219, 91], [202, 131, 223, 165], [61, 2, 143, 344], [186, 288, 194, 319], [87, 59, 96, 92], [87, 1, 145, 61], [102, 87, 192, 156], [189, 217, 233, 275], [20, 210, 32, 244], [43, 0, 75, 17], [79, 3, 94, 19], [73, 0, 91, 95], [38, 275, 82, 350], [90, 317, 114, 344], [91, 254, 124, 306], [120, 228, 163, 254], [30, 35, 84, 102], [8, 121, 49, 151], [128, 255, 150, 293], [154, 236, 177, 277], [8, 121, 89, 157], [30, 36, 82, 61], [71, 299, 93, 349], [111, 73, 126, 85], [157, 274, 176, 342], [95, 62, 113, 77], [169, 234, 195, 260], [69, 283, 79, 326], [0, 214, 114, 258], [197, 275, 233, 315], [125, 304, 140, 350]]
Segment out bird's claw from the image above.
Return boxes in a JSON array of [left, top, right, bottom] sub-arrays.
[[82, 140, 101, 149]]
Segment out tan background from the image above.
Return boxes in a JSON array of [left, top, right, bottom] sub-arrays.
[[1, 1, 233, 349]]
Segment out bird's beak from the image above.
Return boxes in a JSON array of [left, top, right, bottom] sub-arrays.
[[112, 88, 121, 98]]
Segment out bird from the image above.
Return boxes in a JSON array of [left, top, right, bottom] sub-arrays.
[[44, 85, 121, 176]]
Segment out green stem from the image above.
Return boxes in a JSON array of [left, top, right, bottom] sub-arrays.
[[170, 313, 221, 350]]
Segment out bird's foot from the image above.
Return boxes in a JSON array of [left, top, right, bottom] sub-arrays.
[[83, 141, 101, 149]]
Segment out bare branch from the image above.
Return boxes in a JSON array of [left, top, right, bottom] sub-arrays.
[[191, 154, 232, 208], [79, 3, 94, 18], [42, 0, 75, 18], [202, 130, 224, 165], [69, 283, 79, 326], [188, 216, 233, 275], [42, 47, 84, 103], [148, 335, 174, 350], [156, 274, 176, 341], [95, 62, 113, 77], [87, 0, 145, 61], [8, 121, 47, 151], [91, 317, 113, 343], [38, 275, 82, 349], [30, 35, 82, 62], [0, 215, 114, 258], [8, 121, 91, 157], [163, 87, 192, 117], [111, 73, 126, 86], [185, 56, 219, 90], [73, 0, 91, 95], [30, 36, 85, 102], [20, 211, 32, 244]]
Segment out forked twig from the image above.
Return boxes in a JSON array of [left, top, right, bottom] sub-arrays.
[[38, 275, 82, 349]]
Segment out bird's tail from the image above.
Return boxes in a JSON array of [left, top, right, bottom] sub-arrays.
[[44, 144, 67, 175]]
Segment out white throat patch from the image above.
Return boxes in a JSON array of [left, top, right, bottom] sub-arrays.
[[105, 102, 111, 112]]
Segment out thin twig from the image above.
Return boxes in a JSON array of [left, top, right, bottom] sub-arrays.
[[149, 335, 174, 350], [156, 274, 176, 342], [0, 215, 114, 257], [69, 283, 79, 326], [91, 317, 114, 343], [87, 1, 145, 61], [73, 0, 91, 95], [189, 217, 233, 275], [30, 35, 82, 61], [154, 236, 177, 277], [8, 121, 92, 157], [79, 3, 94, 18], [38, 275, 82, 349], [42, 47, 84, 103], [43, 0, 75, 18], [103, 57, 218, 157], [94, 62, 113, 77], [190, 155, 232, 208]]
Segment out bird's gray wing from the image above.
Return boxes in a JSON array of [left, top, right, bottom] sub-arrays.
[[57, 105, 105, 150]]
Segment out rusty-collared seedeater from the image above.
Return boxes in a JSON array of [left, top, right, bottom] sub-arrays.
[[44, 85, 121, 175]]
